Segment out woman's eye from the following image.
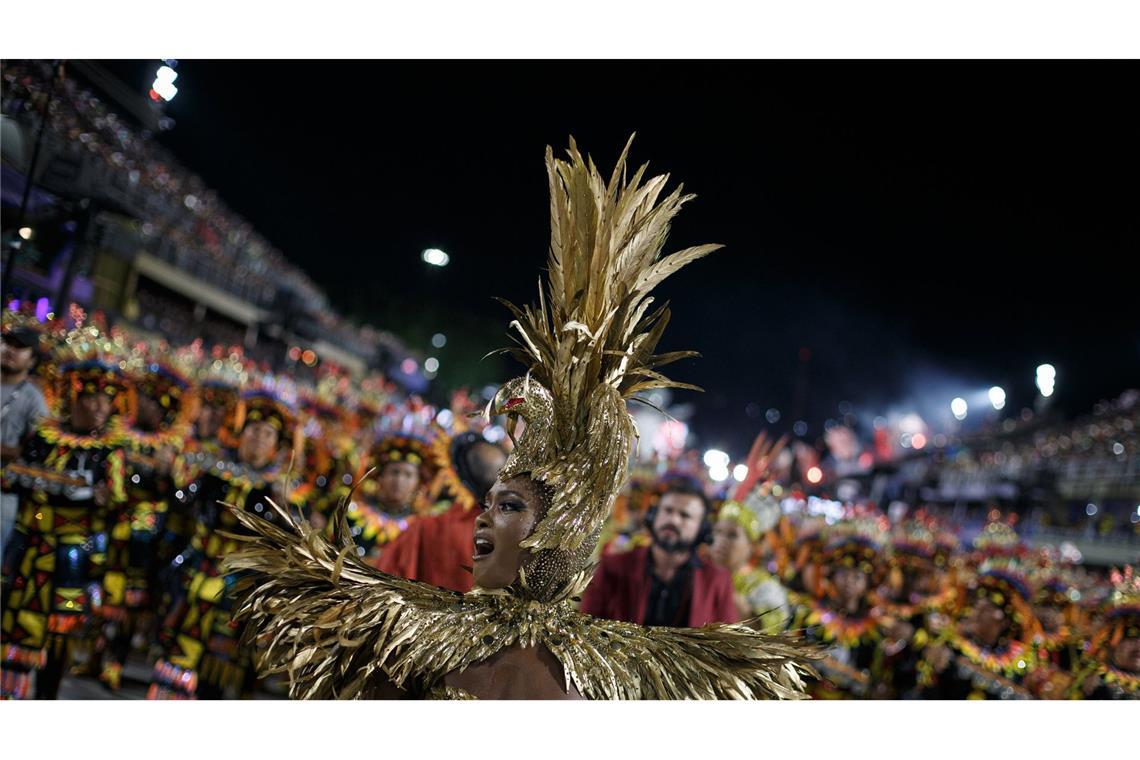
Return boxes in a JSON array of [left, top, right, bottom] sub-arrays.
[[501, 501, 523, 512]]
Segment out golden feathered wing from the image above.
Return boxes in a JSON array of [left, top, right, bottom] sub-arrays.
[[223, 499, 497, 699], [222, 499, 818, 699]]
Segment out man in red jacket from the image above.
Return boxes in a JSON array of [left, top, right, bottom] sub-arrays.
[[581, 479, 738, 627]]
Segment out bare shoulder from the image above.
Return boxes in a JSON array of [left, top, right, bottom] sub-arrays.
[[444, 644, 583, 700]]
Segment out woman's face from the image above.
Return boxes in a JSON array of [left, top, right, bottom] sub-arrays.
[[1034, 604, 1063, 634], [472, 475, 541, 590], [136, 393, 164, 432], [901, 559, 938, 598], [710, 520, 752, 572], [966, 598, 1007, 647], [1112, 638, 1140, 669], [238, 420, 280, 469], [1112, 635, 1140, 673], [197, 402, 224, 438], [833, 567, 869, 610], [378, 461, 420, 508], [71, 391, 113, 432]]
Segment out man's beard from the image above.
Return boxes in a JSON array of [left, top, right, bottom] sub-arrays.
[[651, 526, 697, 554]]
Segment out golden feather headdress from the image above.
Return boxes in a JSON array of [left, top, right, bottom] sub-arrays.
[[487, 135, 720, 599], [221, 138, 822, 701]]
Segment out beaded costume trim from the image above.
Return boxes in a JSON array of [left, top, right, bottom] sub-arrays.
[[36, 418, 117, 450]]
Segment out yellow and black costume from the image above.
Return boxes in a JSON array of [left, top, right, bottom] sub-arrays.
[[917, 559, 1040, 700], [94, 342, 196, 689], [1, 316, 129, 699], [147, 382, 306, 699], [788, 521, 889, 698]]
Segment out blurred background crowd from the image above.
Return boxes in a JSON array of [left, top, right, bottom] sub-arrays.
[[1, 59, 1136, 701]]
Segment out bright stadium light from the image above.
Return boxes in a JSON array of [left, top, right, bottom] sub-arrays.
[[733, 464, 749, 482], [703, 449, 730, 469], [424, 357, 440, 373], [989, 386, 1006, 411], [709, 465, 730, 483], [951, 397, 968, 421], [1036, 364, 1056, 398], [18, 227, 32, 240], [151, 64, 179, 102], [431, 333, 447, 348], [422, 248, 450, 267], [806, 466, 823, 484]]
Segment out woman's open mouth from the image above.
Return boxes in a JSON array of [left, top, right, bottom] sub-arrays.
[[473, 535, 495, 561]]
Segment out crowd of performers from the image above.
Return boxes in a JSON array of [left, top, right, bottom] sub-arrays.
[[599, 438, 1139, 701], [1, 303, 1137, 700], [0, 304, 505, 699]]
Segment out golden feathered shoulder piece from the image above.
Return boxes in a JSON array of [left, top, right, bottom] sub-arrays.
[[490, 136, 721, 596], [222, 498, 817, 699]]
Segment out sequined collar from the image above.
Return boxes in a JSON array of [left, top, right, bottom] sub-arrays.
[[36, 417, 117, 450], [948, 628, 1034, 679], [109, 417, 186, 452], [882, 585, 957, 620], [792, 591, 882, 648]]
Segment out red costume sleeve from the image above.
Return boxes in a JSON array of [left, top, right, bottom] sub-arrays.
[[376, 520, 423, 579], [376, 506, 476, 593]]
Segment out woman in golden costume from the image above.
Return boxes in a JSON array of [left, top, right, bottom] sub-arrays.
[[223, 136, 820, 700]]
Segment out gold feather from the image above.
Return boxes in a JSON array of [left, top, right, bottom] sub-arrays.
[[222, 500, 821, 700], [493, 135, 722, 564]]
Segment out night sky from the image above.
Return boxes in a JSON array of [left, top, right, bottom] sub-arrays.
[[96, 60, 1139, 456]]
